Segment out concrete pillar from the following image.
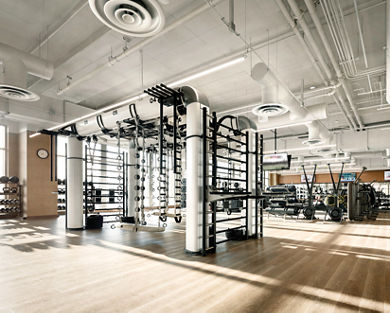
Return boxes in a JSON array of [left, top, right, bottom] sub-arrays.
[[185, 102, 205, 253], [66, 136, 83, 229]]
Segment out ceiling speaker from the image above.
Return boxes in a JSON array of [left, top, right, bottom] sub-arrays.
[[88, 0, 166, 37]]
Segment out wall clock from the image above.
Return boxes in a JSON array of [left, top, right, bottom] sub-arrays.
[[37, 148, 49, 159]]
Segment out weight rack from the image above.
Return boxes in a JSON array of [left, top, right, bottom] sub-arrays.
[[202, 109, 264, 255]]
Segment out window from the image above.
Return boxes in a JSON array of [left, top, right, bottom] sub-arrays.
[[0, 125, 7, 177]]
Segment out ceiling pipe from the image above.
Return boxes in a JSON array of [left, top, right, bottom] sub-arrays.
[[275, 0, 356, 131], [57, 0, 226, 95], [29, 0, 88, 54], [254, 104, 328, 131], [299, 0, 363, 129], [0, 42, 53, 80], [305, 120, 331, 145]]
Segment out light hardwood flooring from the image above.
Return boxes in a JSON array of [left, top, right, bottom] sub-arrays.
[[0, 212, 389, 313]]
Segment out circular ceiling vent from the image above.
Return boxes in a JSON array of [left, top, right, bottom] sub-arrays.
[[313, 147, 332, 153], [302, 138, 323, 146], [0, 85, 40, 102], [252, 103, 288, 118], [88, 0, 166, 37]]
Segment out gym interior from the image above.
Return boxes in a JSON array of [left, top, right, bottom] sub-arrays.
[[1, 0, 390, 312]]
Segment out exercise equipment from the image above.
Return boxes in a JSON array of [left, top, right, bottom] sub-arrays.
[[347, 167, 378, 221]]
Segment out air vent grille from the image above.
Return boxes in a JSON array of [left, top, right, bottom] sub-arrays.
[[89, 0, 165, 37], [0, 85, 39, 101], [252, 103, 288, 117]]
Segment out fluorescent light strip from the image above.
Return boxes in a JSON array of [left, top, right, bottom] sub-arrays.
[[29, 56, 247, 138], [256, 122, 309, 132], [377, 106, 390, 111], [168, 56, 246, 87], [291, 156, 350, 164], [263, 144, 336, 154]]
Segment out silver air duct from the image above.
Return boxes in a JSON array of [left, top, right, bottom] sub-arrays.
[[0, 42, 54, 101], [88, 0, 166, 37]]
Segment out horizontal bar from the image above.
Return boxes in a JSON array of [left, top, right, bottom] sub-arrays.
[[216, 216, 245, 223], [215, 154, 245, 163], [216, 165, 246, 173], [215, 225, 245, 234], [217, 123, 246, 136], [216, 239, 230, 245], [215, 177, 246, 182], [216, 133, 246, 145], [216, 144, 244, 154]]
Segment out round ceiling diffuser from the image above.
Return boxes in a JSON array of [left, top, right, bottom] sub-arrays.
[[302, 138, 323, 146], [0, 85, 40, 102], [252, 103, 289, 118], [88, 0, 166, 37]]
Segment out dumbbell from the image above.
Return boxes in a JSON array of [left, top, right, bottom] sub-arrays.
[[0, 176, 9, 184], [9, 176, 19, 184]]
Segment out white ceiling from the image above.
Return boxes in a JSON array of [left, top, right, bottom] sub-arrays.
[[0, 0, 389, 171]]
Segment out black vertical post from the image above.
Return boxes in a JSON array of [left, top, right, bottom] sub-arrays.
[[255, 132, 259, 238], [211, 112, 217, 189], [245, 131, 249, 239], [122, 151, 126, 217], [54, 135, 58, 181], [212, 201, 216, 251], [65, 143, 68, 229], [173, 98, 178, 174], [159, 101, 164, 175], [260, 134, 264, 238], [274, 129, 277, 152], [84, 144, 88, 228], [202, 107, 207, 255], [50, 134, 53, 181]]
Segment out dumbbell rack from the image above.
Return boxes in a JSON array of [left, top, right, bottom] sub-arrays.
[[57, 179, 66, 213], [0, 183, 22, 218]]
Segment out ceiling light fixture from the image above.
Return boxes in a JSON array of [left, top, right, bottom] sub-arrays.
[[263, 144, 336, 154], [168, 56, 246, 87], [30, 55, 246, 138], [256, 121, 309, 132]]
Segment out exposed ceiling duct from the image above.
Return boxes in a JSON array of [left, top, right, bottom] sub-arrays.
[[304, 121, 330, 146], [88, 0, 166, 37], [0, 42, 53, 102], [251, 62, 306, 120]]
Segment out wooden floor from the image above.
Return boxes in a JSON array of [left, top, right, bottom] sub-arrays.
[[1, 213, 390, 313]]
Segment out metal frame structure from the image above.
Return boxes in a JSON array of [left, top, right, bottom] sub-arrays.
[[201, 109, 264, 255]]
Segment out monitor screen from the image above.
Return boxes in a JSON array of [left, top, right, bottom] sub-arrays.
[[385, 171, 390, 181], [301, 174, 315, 183], [263, 153, 291, 171], [340, 172, 356, 182]]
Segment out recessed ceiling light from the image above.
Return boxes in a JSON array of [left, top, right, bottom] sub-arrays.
[[309, 86, 316, 90]]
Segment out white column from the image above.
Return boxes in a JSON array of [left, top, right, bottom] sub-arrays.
[[127, 140, 136, 218], [185, 102, 205, 253], [66, 136, 83, 229]]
